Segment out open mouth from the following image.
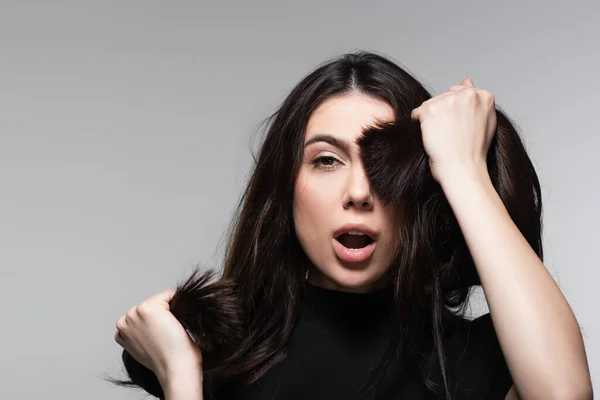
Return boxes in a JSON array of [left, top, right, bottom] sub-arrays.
[[332, 230, 377, 263], [335, 232, 374, 249]]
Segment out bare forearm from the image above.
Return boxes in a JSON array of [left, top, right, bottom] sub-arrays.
[[439, 166, 591, 399], [158, 367, 204, 400], [163, 386, 203, 400]]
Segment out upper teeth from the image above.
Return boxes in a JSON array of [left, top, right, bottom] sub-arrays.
[[347, 231, 365, 235]]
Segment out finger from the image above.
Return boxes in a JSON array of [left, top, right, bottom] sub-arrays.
[[424, 89, 457, 105], [461, 76, 474, 87], [116, 315, 126, 331], [410, 106, 420, 121], [114, 330, 125, 346], [411, 89, 455, 119], [444, 85, 487, 99], [413, 80, 485, 118], [126, 306, 138, 321]]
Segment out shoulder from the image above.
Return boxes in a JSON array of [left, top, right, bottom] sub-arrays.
[[439, 313, 513, 399]]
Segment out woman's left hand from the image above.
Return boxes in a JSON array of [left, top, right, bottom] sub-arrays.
[[410, 77, 497, 184]]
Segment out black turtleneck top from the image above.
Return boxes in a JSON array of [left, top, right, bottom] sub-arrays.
[[230, 283, 513, 399]]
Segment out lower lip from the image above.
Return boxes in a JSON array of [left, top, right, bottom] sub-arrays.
[[332, 238, 376, 263]]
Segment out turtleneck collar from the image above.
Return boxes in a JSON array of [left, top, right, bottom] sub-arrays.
[[305, 281, 394, 304], [300, 281, 394, 332]]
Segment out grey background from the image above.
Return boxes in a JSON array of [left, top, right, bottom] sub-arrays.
[[1, 1, 598, 398]]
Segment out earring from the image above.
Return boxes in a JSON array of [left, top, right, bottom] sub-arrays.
[[305, 268, 309, 281]]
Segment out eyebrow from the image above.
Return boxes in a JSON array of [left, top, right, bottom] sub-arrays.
[[304, 134, 351, 153]]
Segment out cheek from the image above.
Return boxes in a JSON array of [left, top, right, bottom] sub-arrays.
[[293, 172, 336, 234], [294, 179, 322, 221]]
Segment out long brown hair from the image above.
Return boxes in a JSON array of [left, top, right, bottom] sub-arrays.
[[107, 51, 543, 400]]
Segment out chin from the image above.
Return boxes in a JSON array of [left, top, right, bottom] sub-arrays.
[[317, 262, 391, 293]]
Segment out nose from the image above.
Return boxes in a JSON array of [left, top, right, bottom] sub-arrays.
[[343, 164, 374, 211]]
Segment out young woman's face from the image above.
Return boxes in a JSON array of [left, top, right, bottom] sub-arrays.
[[293, 93, 403, 293]]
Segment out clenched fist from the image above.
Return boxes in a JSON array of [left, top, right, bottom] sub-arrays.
[[114, 289, 203, 391], [410, 76, 496, 185]]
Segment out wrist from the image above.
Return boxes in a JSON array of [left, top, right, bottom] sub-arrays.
[[162, 384, 203, 400], [437, 162, 490, 190], [157, 365, 203, 400]]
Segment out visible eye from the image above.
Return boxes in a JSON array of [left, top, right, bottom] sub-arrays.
[[311, 155, 342, 171]]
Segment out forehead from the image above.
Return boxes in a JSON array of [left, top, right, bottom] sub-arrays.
[[305, 93, 394, 142]]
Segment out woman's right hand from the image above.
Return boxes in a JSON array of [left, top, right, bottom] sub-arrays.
[[115, 289, 204, 392]]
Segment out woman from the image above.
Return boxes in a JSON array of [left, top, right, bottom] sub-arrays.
[[110, 51, 592, 399]]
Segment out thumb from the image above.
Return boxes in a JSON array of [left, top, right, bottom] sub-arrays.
[[147, 289, 177, 309]]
